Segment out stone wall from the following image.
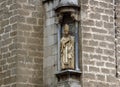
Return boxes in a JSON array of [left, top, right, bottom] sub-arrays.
[[81, 0, 120, 87], [116, 0, 120, 84], [0, 0, 120, 87], [0, 0, 18, 86], [43, 0, 120, 87], [16, 0, 43, 87], [0, 0, 43, 87], [43, 0, 58, 87]]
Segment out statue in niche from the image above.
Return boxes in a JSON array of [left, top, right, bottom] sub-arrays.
[[60, 24, 74, 70]]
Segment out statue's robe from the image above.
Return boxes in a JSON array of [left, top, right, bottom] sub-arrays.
[[60, 35, 74, 70]]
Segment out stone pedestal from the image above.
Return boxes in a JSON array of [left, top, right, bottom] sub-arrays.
[[57, 80, 81, 87], [56, 70, 81, 87]]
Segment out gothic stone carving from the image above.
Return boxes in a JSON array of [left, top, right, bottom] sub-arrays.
[[60, 24, 74, 70]]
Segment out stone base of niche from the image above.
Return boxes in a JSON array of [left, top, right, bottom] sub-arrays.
[[57, 80, 81, 87], [56, 70, 81, 87]]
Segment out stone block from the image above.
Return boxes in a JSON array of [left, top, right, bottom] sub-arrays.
[[97, 74, 105, 81], [96, 61, 104, 66], [104, 49, 114, 56], [27, 17, 37, 24], [1, 20, 9, 27], [32, 12, 42, 18], [81, 0, 88, 4], [89, 13, 101, 20], [83, 33, 92, 39], [82, 20, 94, 26], [93, 34, 105, 40], [90, 0, 98, 6], [102, 15, 109, 22], [2, 33, 10, 40], [83, 46, 95, 53], [101, 68, 110, 74], [10, 3, 21, 10], [92, 28, 107, 34], [23, 4, 36, 11], [57, 81, 81, 87], [18, 9, 30, 16], [89, 40, 98, 46], [106, 62, 115, 68], [96, 21, 103, 27], [4, 26, 11, 33], [95, 7, 104, 13], [99, 2, 108, 8], [7, 0, 13, 5], [107, 75, 116, 82], [17, 23, 32, 31], [84, 73, 95, 80], [105, 10, 114, 16], [89, 66, 100, 72], [96, 48, 103, 54]]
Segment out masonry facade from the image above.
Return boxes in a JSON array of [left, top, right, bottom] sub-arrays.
[[0, 0, 120, 87], [0, 0, 43, 87]]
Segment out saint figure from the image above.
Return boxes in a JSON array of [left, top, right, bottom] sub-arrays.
[[60, 24, 74, 70]]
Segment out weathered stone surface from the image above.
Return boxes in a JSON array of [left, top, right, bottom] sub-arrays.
[[0, 0, 120, 87], [81, 0, 120, 87], [0, 0, 43, 87], [57, 80, 81, 87]]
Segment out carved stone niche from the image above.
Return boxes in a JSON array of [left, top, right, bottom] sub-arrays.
[[55, 3, 80, 23], [55, 0, 81, 87]]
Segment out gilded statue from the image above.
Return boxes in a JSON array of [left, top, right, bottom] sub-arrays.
[[60, 24, 74, 70]]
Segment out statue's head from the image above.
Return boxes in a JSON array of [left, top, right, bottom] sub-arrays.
[[64, 24, 69, 35]]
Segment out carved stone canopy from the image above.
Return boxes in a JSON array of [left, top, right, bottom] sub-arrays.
[[55, 0, 79, 12], [58, 0, 78, 7], [55, 0, 80, 22]]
